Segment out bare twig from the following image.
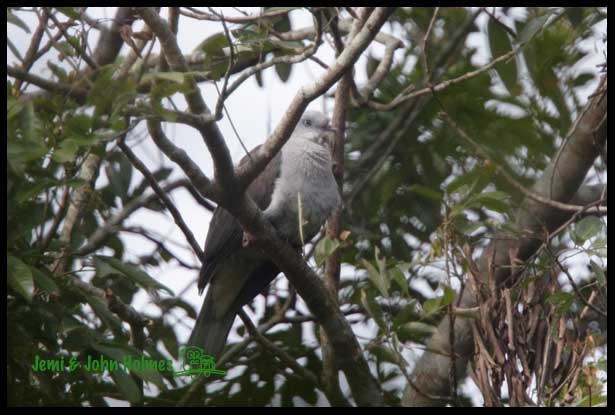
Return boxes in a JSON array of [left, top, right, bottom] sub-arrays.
[[47, 10, 98, 70], [549, 249, 607, 319], [7, 65, 88, 102], [420, 7, 440, 81], [14, 8, 49, 92], [117, 136, 205, 261], [181, 7, 295, 24]]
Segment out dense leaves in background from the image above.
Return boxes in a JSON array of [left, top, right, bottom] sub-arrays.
[[7, 7, 606, 406]]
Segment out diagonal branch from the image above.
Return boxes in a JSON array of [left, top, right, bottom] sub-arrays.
[[137, 7, 236, 191], [234, 7, 397, 192]]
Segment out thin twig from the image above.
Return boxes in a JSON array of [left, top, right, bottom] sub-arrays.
[[117, 136, 205, 262], [181, 7, 294, 24], [421, 7, 439, 81], [549, 249, 607, 319]]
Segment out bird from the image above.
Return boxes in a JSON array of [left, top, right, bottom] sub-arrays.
[[188, 111, 342, 359]]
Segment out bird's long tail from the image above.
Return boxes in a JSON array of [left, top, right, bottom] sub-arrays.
[[188, 288, 236, 360]]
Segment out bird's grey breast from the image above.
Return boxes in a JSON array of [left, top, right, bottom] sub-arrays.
[[264, 138, 340, 243]]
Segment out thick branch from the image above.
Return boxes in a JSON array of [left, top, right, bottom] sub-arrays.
[[92, 7, 138, 66], [137, 7, 236, 191]]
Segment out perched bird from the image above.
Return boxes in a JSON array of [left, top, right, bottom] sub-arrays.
[[189, 111, 342, 358]]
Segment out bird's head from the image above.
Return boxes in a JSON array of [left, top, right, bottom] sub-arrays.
[[293, 111, 337, 149]]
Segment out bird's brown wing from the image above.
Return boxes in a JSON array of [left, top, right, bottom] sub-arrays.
[[197, 145, 282, 292]]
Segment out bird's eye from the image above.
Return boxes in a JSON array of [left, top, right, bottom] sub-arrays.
[[303, 119, 312, 127]]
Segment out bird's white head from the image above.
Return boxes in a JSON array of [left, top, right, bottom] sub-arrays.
[[292, 111, 336, 148]]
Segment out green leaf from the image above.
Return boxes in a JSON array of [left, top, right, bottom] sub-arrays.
[[366, 55, 381, 80], [408, 184, 443, 202], [82, 294, 124, 331], [160, 325, 179, 360], [392, 301, 420, 327], [517, 13, 552, 44], [141, 72, 186, 84], [149, 81, 193, 113], [375, 246, 387, 285], [55, 41, 76, 57], [397, 321, 437, 342], [389, 266, 409, 297], [275, 61, 292, 82], [474, 191, 509, 202], [452, 307, 479, 319], [47, 62, 68, 81], [361, 289, 385, 329], [7, 37, 22, 60], [369, 345, 400, 364], [314, 236, 340, 267], [196, 32, 229, 57], [589, 260, 606, 285], [452, 215, 485, 236], [487, 18, 519, 95], [94, 256, 174, 295], [52, 139, 80, 163], [255, 69, 264, 87], [572, 72, 595, 88], [447, 170, 481, 195], [564, 7, 584, 27], [423, 287, 455, 316], [361, 257, 389, 298], [7, 11, 31, 33], [15, 178, 57, 203], [423, 297, 441, 316], [56, 7, 81, 20], [573, 216, 603, 244], [91, 342, 166, 389], [87, 64, 136, 117], [7, 255, 34, 302], [30, 266, 60, 294], [110, 368, 143, 403], [471, 191, 511, 214], [545, 291, 574, 315], [442, 286, 456, 307], [130, 363, 168, 391]]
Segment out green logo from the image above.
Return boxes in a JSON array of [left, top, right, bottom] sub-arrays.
[[173, 346, 226, 378]]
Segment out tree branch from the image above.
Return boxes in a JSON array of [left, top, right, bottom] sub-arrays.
[[137, 7, 236, 192]]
